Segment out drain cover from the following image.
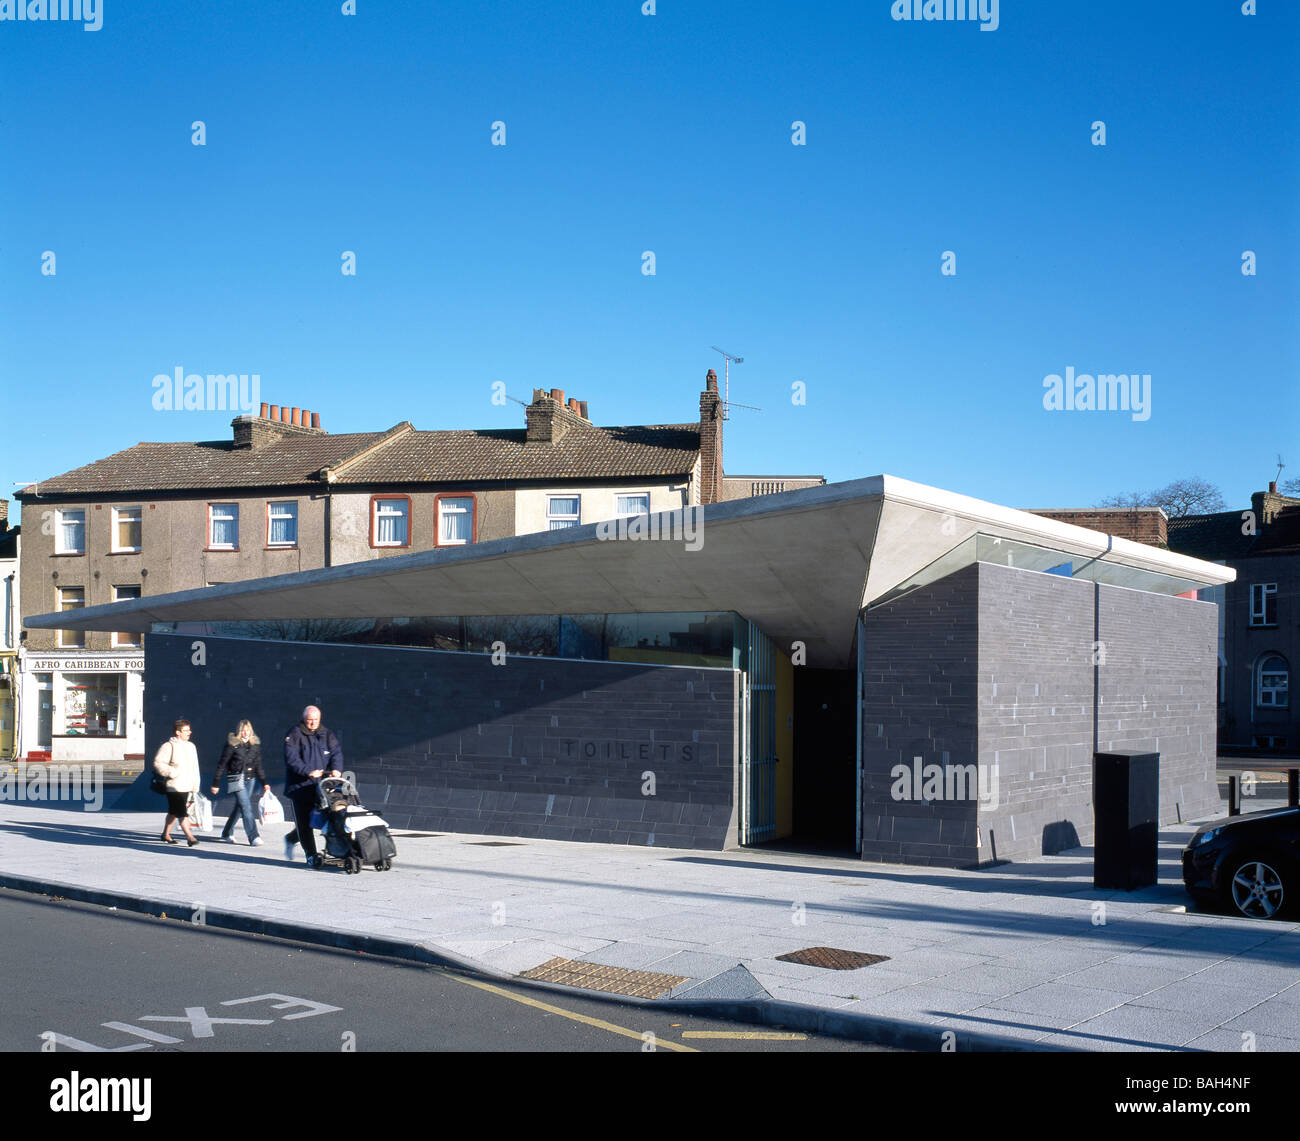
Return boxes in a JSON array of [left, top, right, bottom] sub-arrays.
[[519, 957, 688, 999], [775, 946, 890, 970], [465, 841, 526, 846]]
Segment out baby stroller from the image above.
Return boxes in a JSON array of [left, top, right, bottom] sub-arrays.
[[309, 776, 396, 874]]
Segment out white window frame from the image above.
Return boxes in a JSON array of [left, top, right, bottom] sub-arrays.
[[267, 501, 298, 548], [437, 497, 474, 546], [1257, 655, 1289, 708], [547, 494, 581, 530], [58, 586, 85, 649], [1250, 583, 1277, 627], [209, 503, 239, 550], [56, 508, 85, 555], [111, 505, 142, 553], [372, 498, 409, 547], [112, 585, 142, 648], [615, 492, 651, 519]]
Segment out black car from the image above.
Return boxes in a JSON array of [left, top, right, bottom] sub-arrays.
[[1182, 806, 1300, 920]]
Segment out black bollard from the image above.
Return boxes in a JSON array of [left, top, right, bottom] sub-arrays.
[[1228, 775, 1239, 817]]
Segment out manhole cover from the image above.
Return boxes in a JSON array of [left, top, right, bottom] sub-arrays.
[[391, 832, 444, 838], [465, 841, 525, 846], [775, 946, 890, 970], [519, 957, 688, 999]]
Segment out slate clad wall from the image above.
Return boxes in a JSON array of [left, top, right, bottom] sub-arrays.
[[860, 563, 981, 866], [977, 563, 1220, 862], [862, 562, 1220, 867], [144, 633, 739, 848]]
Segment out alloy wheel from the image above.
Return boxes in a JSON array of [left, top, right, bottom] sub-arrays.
[[1230, 859, 1285, 919]]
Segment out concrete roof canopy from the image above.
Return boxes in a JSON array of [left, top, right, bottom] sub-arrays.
[[27, 476, 1235, 668]]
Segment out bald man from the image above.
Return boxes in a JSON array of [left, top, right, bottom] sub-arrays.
[[282, 705, 342, 864]]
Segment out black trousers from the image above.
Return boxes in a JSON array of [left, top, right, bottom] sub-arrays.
[[284, 791, 319, 858]]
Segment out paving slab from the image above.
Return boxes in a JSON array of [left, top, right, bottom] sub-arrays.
[[3, 802, 1299, 1052]]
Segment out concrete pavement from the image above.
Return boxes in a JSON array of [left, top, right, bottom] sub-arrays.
[[1, 798, 1297, 1052]]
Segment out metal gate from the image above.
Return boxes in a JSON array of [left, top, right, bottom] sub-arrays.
[[741, 620, 778, 845]]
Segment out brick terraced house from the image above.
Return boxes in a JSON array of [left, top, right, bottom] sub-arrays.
[[14, 370, 822, 764]]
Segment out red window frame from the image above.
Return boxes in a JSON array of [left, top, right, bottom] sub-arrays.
[[434, 493, 477, 547], [369, 494, 412, 549]]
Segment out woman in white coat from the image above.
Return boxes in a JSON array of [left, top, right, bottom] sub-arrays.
[[155, 718, 202, 846]]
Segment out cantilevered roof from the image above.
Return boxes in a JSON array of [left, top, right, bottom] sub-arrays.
[[28, 476, 1235, 668]]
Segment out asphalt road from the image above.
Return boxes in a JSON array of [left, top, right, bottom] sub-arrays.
[[0, 890, 890, 1053]]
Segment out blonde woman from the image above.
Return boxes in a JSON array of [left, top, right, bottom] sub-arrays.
[[211, 720, 267, 845], [155, 718, 201, 846]]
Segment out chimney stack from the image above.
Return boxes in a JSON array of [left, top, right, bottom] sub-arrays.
[[699, 368, 724, 505], [525, 388, 572, 445], [1269, 480, 1278, 494], [232, 400, 327, 448]]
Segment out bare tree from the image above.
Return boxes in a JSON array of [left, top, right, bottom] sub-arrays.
[[1098, 477, 1226, 518], [1282, 477, 1300, 496], [237, 617, 374, 642]]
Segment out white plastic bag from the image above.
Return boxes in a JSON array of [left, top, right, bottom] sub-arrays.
[[191, 792, 214, 833], [258, 788, 285, 825]]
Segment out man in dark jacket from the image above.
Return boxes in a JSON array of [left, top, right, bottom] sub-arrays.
[[283, 705, 343, 863]]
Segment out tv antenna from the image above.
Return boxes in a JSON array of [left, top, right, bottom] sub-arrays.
[[711, 346, 749, 420], [1276, 454, 1286, 483]]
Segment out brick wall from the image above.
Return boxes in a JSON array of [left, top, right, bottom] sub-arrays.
[[1029, 508, 1168, 548], [144, 633, 739, 848]]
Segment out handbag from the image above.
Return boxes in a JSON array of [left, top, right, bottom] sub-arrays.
[[151, 740, 173, 795], [258, 789, 285, 825], [190, 791, 214, 833]]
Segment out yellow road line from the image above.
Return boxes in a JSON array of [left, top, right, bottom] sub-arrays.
[[445, 972, 699, 1052], [681, 1031, 808, 1041]]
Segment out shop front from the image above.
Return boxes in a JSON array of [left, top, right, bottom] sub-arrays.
[[17, 651, 144, 762]]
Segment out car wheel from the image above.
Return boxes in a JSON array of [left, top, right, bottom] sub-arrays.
[[1226, 855, 1288, 919]]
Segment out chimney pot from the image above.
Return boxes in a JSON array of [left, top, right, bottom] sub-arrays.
[[290, 407, 301, 426], [551, 388, 565, 406], [705, 369, 718, 392], [568, 398, 581, 415], [260, 403, 269, 419], [269, 405, 280, 421], [578, 400, 588, 419], [311, 411, 321, 429], [301, 408, 311, 427], [1269, 480, 1278, 494]]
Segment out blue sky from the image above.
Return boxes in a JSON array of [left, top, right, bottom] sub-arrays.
[[2, 0, 1296, 511]]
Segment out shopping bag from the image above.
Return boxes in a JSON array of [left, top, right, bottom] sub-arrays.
[[258, 789, 285, 825], [190, 791, 214, 832]]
